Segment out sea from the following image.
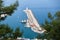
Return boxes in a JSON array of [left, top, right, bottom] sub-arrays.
[[0, 0, 60, 39]]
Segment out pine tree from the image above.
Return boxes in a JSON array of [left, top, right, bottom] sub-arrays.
[[0, 0, 18, 21], [0, 24, 13, 40], [37, 11, 60, 40], [13, 27, 23, 40], [0, 0, 23, 40]]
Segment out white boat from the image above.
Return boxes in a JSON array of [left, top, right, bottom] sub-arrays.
[[23, 8, 46, 34], [20, 20, 27, 24]]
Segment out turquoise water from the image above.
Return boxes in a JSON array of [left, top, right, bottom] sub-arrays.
[[0, 7, 60, 38]]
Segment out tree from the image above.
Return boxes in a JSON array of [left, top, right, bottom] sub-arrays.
[[0, 24, 23, 40], [13, 27, 23, 40], [37, 11, 60, 40], [0, 0, 18, 21], [0, 24, 13, 40], [0, 0, 23, 40]]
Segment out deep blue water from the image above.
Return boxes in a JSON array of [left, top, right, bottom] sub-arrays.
[[0, 7, 60, 38]]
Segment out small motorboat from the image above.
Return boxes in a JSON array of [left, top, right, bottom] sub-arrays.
[[20, 20, 27, 24]]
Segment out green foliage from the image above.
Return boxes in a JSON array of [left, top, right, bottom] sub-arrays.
[[0, 24, 23, 40], [0, 0, 3, 7], [0, 0, 22, 40], [2, 0, 18, 15], [0, 0, 18, 21], [0, 24, 13, 40], [13, 27, 23, 39], [48, 12, 53, 20], [55, 11, 60, 17], [37, 11, 60, 40]]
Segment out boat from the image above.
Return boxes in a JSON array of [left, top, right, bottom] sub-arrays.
[[20, 20, 27, 24], [23, 8, 46, 34]]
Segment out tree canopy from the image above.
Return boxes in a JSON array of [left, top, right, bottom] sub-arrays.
[[0, 0, 18, 21], [0, 0, 23, 40], [37, 11, 60, 40], [0, 24, 22, 40]]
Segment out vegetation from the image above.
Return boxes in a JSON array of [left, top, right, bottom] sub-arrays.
[[0, 24, 22, 40], [37, 11, 60, 40], [0, 0, 60, 40], [13, 27, 23, 39], [0, 0, 23, 40], [0, 0, 18, 21]]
